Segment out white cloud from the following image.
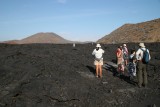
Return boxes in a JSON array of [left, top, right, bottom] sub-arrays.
[[57, 0, 67, 4]]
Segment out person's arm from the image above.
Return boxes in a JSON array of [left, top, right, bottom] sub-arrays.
[[92, 49, 95, 55], [147, 49, 151, 60], [117, 51, 121, 58], [136, 49, 141, 60], [102, 49, 105, 54], [126, 47, 129, 54], [132, 55, 136, 63]]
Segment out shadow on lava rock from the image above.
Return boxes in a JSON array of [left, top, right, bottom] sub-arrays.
[[104, 61, 137, 86], [86, 65, 96, 75]]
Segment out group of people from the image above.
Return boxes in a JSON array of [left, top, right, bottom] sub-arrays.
[[92, 43, 151, 88]]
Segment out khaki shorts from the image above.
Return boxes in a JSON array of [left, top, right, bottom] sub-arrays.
[[94, 59, 103, 65], [117, 58, 124, 65]]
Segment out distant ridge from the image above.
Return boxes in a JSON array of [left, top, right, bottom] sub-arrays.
[[2, 40, 19, 44], [4, 32, 73, 44], [18, 32, 72, 44], [97, 18, 160, 44]]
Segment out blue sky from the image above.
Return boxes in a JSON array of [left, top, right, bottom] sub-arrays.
[[0, 0, 160, 42]]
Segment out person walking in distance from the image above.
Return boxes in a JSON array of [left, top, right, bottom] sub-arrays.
[[136, 43, 151, 88], [92, 44, 105, 78]]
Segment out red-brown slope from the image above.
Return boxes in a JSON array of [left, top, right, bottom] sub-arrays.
[[98, 18, 160, 44]]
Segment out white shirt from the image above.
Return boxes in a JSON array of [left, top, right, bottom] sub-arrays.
[[92, 48, 104, 59], [136, 47, 151, 60]]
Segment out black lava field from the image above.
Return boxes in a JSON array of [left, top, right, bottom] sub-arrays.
[[0, 43, 160, 107]]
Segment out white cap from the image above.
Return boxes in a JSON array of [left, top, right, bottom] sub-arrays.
[[123, 44, 126, 47]]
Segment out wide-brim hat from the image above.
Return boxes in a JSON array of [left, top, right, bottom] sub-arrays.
[[139, 43, 145, 48], [96, 44, 101, 47]]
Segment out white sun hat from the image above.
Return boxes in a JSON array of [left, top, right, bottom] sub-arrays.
[[96, 44, 101, 47], [123, 44, 126, 47], [139, 43, 145, 48]]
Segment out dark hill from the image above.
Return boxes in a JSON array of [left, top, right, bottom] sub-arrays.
[[98, 18, 160, 44]]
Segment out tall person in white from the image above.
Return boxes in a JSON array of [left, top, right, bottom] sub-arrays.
[[136, 43, 151, 88], [92, 44, 105, 78]]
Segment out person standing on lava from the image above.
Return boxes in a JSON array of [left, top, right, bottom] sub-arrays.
[[92, 44, 105, 78], [116, 46, 125, 75]]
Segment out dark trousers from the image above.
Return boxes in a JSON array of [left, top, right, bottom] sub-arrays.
[[137, 61, 147, 87]]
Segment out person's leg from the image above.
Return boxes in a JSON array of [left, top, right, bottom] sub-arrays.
[[134, 64, 136, 76], [96, 65, 98, 77], [137, 62, 143, 87], [126, 54, 128, 66], [121, 64, 124, 74], [117, 64, 121, 72], [124, 60, 126, 66], [99, 65, 102, 78], [128, 63, 132, 79], [126, 60, 128, 66], [123, 56, 127, 66], [143, 64, 148, 87]]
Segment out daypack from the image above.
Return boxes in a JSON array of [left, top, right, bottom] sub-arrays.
[[141, 48, 150, 64]]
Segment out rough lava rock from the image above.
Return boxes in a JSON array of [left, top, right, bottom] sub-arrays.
[[0, 43, 160, 107]]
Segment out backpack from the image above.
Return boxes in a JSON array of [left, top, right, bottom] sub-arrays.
[[141, 48, 150, 64]]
